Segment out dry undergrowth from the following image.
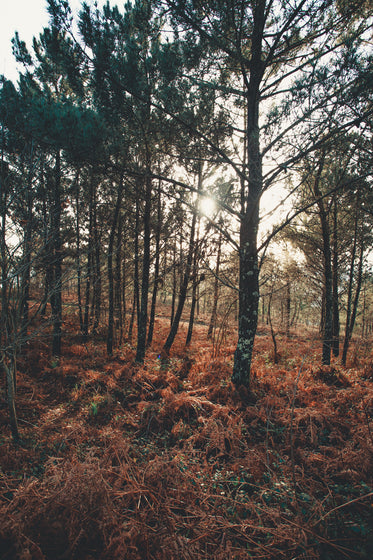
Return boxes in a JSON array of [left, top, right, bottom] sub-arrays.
[[0, 318, 372, 559]]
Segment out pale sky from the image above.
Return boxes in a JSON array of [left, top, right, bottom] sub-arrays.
[[1, 0, 117, 82]]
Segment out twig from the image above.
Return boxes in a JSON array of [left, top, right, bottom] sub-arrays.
[[316, 491, 373, 522]]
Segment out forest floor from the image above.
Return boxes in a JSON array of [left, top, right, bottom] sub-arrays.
[[1, 314, 373, 560]]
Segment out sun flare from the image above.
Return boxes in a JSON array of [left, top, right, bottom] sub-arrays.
[[200, 196, 216, 217]]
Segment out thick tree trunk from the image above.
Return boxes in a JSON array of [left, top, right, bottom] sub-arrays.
[[232, 1, 265, 389], [232, 106, 261, 387]]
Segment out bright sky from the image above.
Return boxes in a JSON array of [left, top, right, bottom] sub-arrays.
[[0, 0, 117, 82]]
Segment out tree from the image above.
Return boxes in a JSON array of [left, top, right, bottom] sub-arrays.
[[158, 0, 372, 388]]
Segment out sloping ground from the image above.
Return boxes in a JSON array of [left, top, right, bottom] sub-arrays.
[[0, 319, 372, 559]]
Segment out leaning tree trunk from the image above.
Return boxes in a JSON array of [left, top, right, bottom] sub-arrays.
[[163, 205, 197, 354], [342, 234, 364, 365], [186, 215, 201, 347]]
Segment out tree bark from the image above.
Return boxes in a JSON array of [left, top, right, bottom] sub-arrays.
[[186, 215, 200, 346], [163, 204, 197, 354], [147, 178, 162, 346], [312, 151, 333, 365], [50, 150, 62, 357], [332, 198, 340, 357], [136, 168, 152, 362], [232, 0, 265, 389], [107, 176, 124, 356], [208, 231, 222, 338]]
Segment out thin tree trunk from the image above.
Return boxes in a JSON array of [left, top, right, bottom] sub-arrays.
[[75, 179, 84, 332], [171, 237, 177, 325], [83, 177, 94, 340], [208, 231, 222, 338], [107, 176, 124, 356], [115, 215, 123, 344], [92, 194, 102, 335], [20, 152, 33, 342], [128, 198, 140, 342], [136, 166, 152, 363], [163, 204, 197, 354], [5, 354, 20, 441], [186, 215, 200, 346], [147, 179, 162, 346], [50, 150, 62, 357], [342, 234, 364, 365], [285, 279, 291, 338], [332, 198, 340, 357], [313, 152, 332, 365]]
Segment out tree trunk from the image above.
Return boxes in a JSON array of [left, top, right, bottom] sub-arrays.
[[92, 193, 102, 335], [107, 177, 124, 356], [83, 176, 94, 340], [147, 179, 162, 347], [208, 231, 222, 338], [115, 215, 123, 345], [136, 169, 152, 362], [285, 279, 291, 338], [163, 204, 197, 354], [171, 237, 177, 325], [20, 156, 33, 342], [232, 1, 265, 389], [186, 215, 200, 346], [50, 150, 62, 357], [128, 197, 140, 342], [332, 198, 340, 356], [4, 354, 20, 441], [75, 179, 84, 332], [312, 152, 332, 365], [342, 231, 364, 365]]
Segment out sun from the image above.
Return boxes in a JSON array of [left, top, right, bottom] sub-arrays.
[[199, 196, 216, 217]]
